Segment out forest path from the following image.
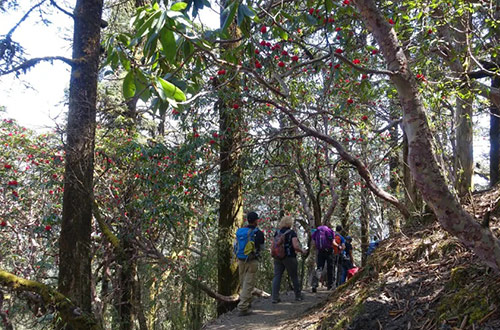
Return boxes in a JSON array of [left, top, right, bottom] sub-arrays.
[[202, 287, 331, 329]]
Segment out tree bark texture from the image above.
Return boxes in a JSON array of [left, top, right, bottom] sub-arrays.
[[58, 0, 103, 315], [338, 162, 351, 232], [217, 2, 244, 314], [360, 189, 369, 267], [388, 114, 401, 233], [353, 0, 500, 272]]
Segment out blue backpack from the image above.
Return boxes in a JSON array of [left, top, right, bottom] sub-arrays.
[[234, 227, 259, 261]]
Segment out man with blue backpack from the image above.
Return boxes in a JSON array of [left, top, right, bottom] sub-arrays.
[[234, 211, 265, 316], [311, 223, 339, 292]]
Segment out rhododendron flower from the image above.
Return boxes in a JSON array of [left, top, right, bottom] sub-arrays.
[[45, 225, 52, 231], [232, 104, 239, 109], [8, 180, 18, 186], [4, 164, 12, 169], [209, 140, 216, 145], [361, 115, 368, 121], [291, 55, 299, 62], [334, 64, 341, 69], [255, 49, 260, 54], [278, 61, 285, 67], [260, 26, 267, 33], [371, 49, 378, 55], [388, 18, 395, 24], [335, 48, 343, 54], [217, 69, 226, 75], [255, 60, 262, 69], [353, 59, 361, 64], [0, 221, 6, 227], [347, 98, 354, 104], [308, 8, 314, 15], [281, 50, 288, 56]]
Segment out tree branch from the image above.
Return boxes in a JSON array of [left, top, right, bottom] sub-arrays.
[[0, 56, 75, 76]]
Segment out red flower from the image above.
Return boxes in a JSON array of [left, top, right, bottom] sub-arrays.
[[260, 26, 267, 33], [255, 49, 260, 54], [278, 61, 285, 67], [212, 132, 219, 138], [260, 40, 267, 46], [308, 8, 314, 15], [44, 225, 52, 231], [172, 109, 179, 115], [281, 50, 288, 56], [291, 55, 299, 62], [335, 27, 342, 32], [353, 59, 361, 64], [217, 69, 226, 75], [0, 221, 6, 227], [194, 133, 200, 138], [209, 139, 216, 145], [8, 180, 18, 186], [232, 104, 239, 109], [427, 29, 433, 34], [12, 191, 18, 197], [371, 49, 378, 55], [4, 164, 12, 169], [334, 63, 341, 69], [362, 74, 368, 80], [388, 18, 395, 25], [255, 60, 262, 69], [361, 115, 368, 121], [335, 48, 343, 54], [347, 98, 354, 104], [343, 0, 350, 5], [49, 190, 54, 195]]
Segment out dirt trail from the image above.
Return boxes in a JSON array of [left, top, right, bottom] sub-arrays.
[[202, 287, 331, 329]]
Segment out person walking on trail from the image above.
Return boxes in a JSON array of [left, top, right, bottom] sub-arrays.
[[366, 235, 380, 256], [271, 215, 306, 304], [333, 225, 346, 287], [311, 224, 334, 292], [235, 211, 265, 316], [339, 235, 355, 285]]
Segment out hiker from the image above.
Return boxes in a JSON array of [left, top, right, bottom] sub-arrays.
[[366, 235, 380, 256], [339, 235, 355, 285], [311, 223, 336, 291], [235, 211, 265, 316], [333, 225, 346, 287], [271, 215, 306, 304]]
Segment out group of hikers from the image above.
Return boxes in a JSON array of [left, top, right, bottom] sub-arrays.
[[233, 211, 360, 316]]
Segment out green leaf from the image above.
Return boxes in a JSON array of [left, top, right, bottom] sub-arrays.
[[221, 1, 239, 36], [123, 71, 136, 99], [239, 4, 255, 17], [159, 27, 176, 62], [170, 2, 187, 11], [136, 11, 162, 38], [156, 77, 186, 102]]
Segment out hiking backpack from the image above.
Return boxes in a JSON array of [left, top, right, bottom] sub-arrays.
[[270, 229, 291, 259], [234, 227, 259, 261], [314, 226, 333, 251]]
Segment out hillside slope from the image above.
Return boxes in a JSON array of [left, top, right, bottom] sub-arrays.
[[281, 189, 500, 330]]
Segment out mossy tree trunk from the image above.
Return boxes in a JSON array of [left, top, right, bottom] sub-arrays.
[[338, 162, 350, 232], [354, 0, 500, 272], [58, 0, 103, 317], [217, 1, 244, 315]]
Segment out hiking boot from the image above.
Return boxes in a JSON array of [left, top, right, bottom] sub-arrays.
[[271, 298, 281, 304], [311, 287, 317, 293], [237, 309, 252, 316]]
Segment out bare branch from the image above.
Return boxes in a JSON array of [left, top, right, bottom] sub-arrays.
[[0, 55, 75, 75]]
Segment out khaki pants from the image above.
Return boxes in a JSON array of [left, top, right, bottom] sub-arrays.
[[237, 259, 258, 311]]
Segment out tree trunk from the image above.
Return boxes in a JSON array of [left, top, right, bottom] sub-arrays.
[[58, 0, 103, 315], [353, 0, 500, 272], [217, 2, 244, 314], [388, 114, 401, 233], [490, 66, 500, 186], [338, 163, 350, 232], [402, 132, 422, 213], [360, 189, 369, 267]]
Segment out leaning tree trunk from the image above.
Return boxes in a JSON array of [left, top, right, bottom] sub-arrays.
[[216, 1, 244, 315], [353, 0, 500, 272], [58, 0, 103, 315]]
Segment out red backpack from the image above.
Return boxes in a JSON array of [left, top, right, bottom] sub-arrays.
[[270, 229, 291, 259]]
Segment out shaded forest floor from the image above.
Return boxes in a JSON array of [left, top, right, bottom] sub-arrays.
[[203, 188, 500, 330]]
